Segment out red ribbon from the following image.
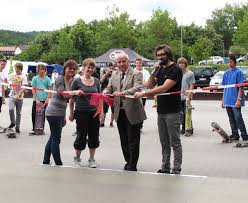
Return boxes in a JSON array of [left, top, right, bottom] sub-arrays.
[[89, 93, 113, 107]]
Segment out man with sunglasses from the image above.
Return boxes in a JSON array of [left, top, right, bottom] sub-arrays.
[[134, 44, 183, 174]]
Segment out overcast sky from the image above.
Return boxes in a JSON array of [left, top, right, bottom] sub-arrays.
[[0, 0, 247, 32]]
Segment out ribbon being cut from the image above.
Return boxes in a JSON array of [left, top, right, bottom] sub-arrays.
[[1, 81, 248, 108]]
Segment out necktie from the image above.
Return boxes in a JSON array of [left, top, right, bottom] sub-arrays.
[[120, 72, 125, 90], [120, 72, 125, 107]]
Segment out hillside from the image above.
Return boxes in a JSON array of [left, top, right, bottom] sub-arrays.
[[0, 30, 41, 45]]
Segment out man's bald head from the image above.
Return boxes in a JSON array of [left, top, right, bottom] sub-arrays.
[[115, 52, 130, 73], [115, 52, 129, 61]]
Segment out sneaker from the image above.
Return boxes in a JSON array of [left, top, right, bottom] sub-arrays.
[[110, 123, 114, 128], [171, 169, 181, 175], [29, 131, 35, 136], [100, 123, 105, 127], [8, 123, 15, 129], [73, 156, 82, 166], [230, 135, 239, 141], [88, 158, 97, 168], [157, 169, 171, 174], [15, 128, 20, 133]]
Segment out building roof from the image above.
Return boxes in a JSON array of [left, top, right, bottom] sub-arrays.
[[0, 46, 16, 52]]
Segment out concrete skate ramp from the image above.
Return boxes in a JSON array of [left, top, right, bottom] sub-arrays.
[[0, 162, 247, 203]]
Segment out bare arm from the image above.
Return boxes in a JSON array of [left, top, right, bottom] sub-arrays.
[[147, 75, 157, 89], [145, 79, 177, 96]]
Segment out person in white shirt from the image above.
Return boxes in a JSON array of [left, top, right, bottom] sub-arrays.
[[7, 63, 28, 133], [135, 58, 150, 106], [0, 59, 7, 110], [135, 58, 150, 132], [51, 69, 59, 85]]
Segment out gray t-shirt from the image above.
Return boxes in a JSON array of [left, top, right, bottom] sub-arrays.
[[72, 77, 101, 112], [181, 70, 195, 100], [46, 76, 70, 117]]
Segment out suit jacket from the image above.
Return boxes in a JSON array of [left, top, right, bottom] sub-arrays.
[[104, 67, 147, 125]]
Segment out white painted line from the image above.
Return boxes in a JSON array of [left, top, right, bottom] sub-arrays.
[[39, 164, 207, 179]]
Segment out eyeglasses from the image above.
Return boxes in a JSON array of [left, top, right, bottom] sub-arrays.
[[156, 53, 166, 57]]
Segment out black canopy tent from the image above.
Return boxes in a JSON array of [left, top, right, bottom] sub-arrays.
[[94, 48, 155, 67]]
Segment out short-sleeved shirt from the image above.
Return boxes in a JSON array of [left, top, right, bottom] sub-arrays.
[[71, 77, 101, 112], [46, 76, 70, 117], [134, 68, 151, 82], [8, 74, 28, 99], [141, 68, 151, 82], [155, 63, 183, 114], [0, 72, 7, 97], [181, 69, 195, 100], [31, 76, 52, 101], [222, 67, 245, 107]]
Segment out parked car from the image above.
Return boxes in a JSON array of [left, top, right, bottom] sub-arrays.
[[209, 71, 225, 86], [237, 54, 248, 63], [198, 56, 224, 65], [238, 66, 248, 83], [193, 66, 215, 88]]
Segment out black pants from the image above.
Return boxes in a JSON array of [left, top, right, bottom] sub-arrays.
[[117, 109, 142, 171], [142, 98, 146, 106], [74, 111, 100, 150], [0, 97, 2, 113], [181, 100, 186, 132], [32, 101, 46, 131]]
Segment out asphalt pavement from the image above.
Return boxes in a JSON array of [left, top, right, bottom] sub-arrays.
[[0, 98, 248, 179]]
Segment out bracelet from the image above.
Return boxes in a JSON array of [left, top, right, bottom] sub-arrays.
[[237, 97, 242, 101]]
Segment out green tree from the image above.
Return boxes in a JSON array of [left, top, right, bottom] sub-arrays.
[[206, 3, 248, 52], [191, 37, 214, 62], [233, 11, 248, 50], [70, 19, 95, 61], [136, 9, 178, 59], [41, 31, 78, 64], [94, 7, 138, 56]]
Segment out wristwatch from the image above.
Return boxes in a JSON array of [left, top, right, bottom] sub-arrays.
[[237, 97, 242, 101]]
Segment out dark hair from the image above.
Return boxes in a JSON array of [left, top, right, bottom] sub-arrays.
[[155, 44, 174, 61], [108, 62, 114, 67], [37, 64, 47, 73], [62, 59, 78, 76], [15, 62, 23, 71], [228, 54, 237, 64], [0, 59, 7, 63]]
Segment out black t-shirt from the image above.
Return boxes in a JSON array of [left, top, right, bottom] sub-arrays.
[[155, 63, 182, 114]]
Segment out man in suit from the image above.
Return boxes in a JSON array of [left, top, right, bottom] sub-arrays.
[[103, 52, 147, 171]]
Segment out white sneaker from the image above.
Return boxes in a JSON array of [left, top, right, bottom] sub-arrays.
[[88, 158, 97, 168], [73, 156, 82, 166]]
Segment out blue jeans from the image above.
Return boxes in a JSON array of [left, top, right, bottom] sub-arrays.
[[226, 107, 248, 141], [43, 116, 64, 165]]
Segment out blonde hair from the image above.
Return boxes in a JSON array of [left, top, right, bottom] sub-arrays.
[[82, 58, 96, 67], [177, 57, 188, 66]]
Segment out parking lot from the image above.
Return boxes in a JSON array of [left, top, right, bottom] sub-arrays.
[[1, 98, 248, 179]]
